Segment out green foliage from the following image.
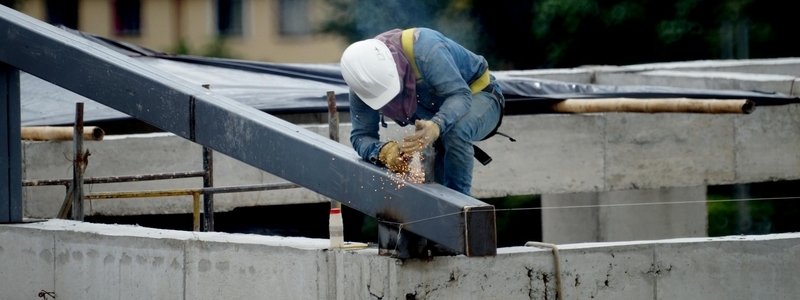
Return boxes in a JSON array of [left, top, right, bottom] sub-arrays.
[[708, 181, 799, 237], [321, 0, 800, 69]]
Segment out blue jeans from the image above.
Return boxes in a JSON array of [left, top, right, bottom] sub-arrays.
[[433, 90, 502, 196]]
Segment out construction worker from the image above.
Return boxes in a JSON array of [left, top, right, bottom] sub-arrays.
[[340, 28, 504, 196]]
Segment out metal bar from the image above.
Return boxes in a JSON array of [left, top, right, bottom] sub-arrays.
[[22, 170, 208, 186], [201, 84, 214, 232], [327, 91, 341, 213], [0, 62, 22, 223], [72, 102, 85, 221], [192, 192, 200, 231], [202, 147, 214, 231], [83, 182, 300, 199], [0, 7, 496, 256], [57, 183, 73, 219]]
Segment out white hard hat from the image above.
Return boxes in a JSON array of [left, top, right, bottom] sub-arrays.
[[340, 39, 401, 110]]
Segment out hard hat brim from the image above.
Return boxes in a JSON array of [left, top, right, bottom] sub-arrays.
[[357, 77, 400, 110]]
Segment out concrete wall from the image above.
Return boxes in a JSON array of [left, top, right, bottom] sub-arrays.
[[2, 219, 799, 300], [22, 103, 800, 218], [542, 186, 708, 244]]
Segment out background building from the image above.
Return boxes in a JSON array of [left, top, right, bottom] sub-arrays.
[[14, 0, 347, 62]]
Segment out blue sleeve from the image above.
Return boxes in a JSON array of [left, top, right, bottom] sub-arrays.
[[419, 44, 472, 136], [349, 90, 386, 165]]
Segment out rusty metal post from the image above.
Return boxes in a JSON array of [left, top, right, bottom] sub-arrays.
[[327, 91, 344, 248], [72, 103, 85, 221], [192, 192, 200, 231], [202, 84, 214, 231], [202, 146, 213, 231]]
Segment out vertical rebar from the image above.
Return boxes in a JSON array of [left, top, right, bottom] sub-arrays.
[[192, 192, 201, 231], [202, 84, 214, 231], [72, 102, 84, 221], [327, 91, 340, 212], [327, 91, 343, 248], [202, 147, 213, 231]]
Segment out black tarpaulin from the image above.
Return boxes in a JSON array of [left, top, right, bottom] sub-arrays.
[[20, 26, 800, 126]]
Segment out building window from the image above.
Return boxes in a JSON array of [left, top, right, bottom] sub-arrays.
[[217, 0, 244, 36], [114, 0, 141, 36], [46, 0, 79, 29], [279, 0, 310, 36]]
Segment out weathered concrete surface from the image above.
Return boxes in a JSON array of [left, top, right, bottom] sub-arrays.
[[542, 186, 708, 244], [734, 104, 800, 183], [2, 220, 799, 300], [604, 113, 736, 190], [620, 57, 800, 77], [22, 103, 800, 217], [595, 70, 799, 96], [496, 69, 596, 84], [472, 114, 606, 197]]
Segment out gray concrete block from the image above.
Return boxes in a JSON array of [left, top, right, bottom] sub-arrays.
[[604, 113, 735, 190], [53, 229, 185, 300], [472, 114, 606, 197], [541, 192, 599, 244], [21, 123, 360, 218], [0, 225, 55, 300], [542, 187, 707, 244], [655, 237, 800, 299], [183, 238, 324, 300], [595, 70, 796, 95], [497, 69, 596, 84], [598, 187, 707, 242], [621, 58, 800, 77], [556, 244, 656, 300], [735, 104, 800, 183], [22, 134, 203, 218]]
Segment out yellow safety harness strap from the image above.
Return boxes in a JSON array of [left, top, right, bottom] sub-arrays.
[[400, 28, 490, 95]]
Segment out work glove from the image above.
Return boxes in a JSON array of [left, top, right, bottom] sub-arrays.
[[400, 120, 440, 154], [378, 141, 409, 172]]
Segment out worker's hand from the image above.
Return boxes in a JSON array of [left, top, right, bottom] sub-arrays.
[[400, 120, 440, 154], [378, 141, 409, 172]]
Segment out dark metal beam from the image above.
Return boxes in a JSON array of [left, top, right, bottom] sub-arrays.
[[0, 6, 496, 256], [1, 62, 22, 223]]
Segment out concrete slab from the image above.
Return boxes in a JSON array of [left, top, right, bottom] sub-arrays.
[[595, 70, 796, 95], [654, 237, 800, 299], [598, 187, 707, 242], [496, 68, 596, 84], [472, 114, 606, 197], [2, 220, 800, 300], [621, 57, 800, 77], [53, 230, 185, 300], [604, 113, 736, 190], [21, 124, 357, 218], [0, 224, 55, 300], [541, 192, 599, 244], [734, 103, 800, 183], [183, 239, 324, 300], [542, 187, 707, 244]]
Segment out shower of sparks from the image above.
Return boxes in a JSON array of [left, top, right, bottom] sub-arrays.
[[386, 151, 426, 189]]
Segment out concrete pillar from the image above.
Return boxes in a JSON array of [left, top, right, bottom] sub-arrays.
[[542, 186, 708, 244], [1, 63, 22, 223]]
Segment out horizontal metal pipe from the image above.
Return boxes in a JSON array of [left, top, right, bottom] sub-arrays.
[[551, 98, 755, 114], [22, 170, 207, 186], [22, 126, 105, 141], [84, 182, 300, 199]]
